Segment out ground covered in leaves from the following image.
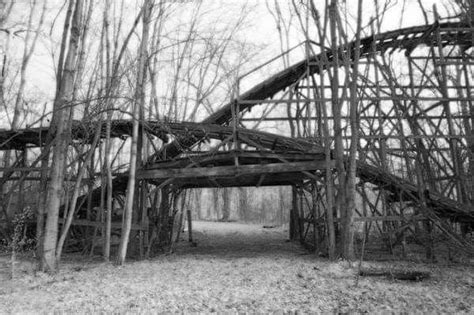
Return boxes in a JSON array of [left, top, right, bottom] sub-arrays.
[[1, 221, 473, 313]]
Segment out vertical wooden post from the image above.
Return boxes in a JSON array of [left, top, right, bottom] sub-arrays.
[[361, 184, 370, 245], [18, 150, 26, 213], [103, 147, 112, 260], [158, 186, 170, 244], [232, 78, 240, 166], [433, 6, 464, 201], [146, 189, 162, 258], [298, 187, 304, 243], [290, 185, 298, 240], [461, 55, 474, 207], [311, 181, 319, 251], [138, 182, 148, 258], [36, 147, 49, 260], [187, 209, 193, 243], [313, 6, 336, 259], [91, 144, 104, 256]]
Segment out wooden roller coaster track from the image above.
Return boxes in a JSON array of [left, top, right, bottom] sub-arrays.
[[0, 21, 472, 226]]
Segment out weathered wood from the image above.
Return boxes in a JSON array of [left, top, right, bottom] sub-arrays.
[[150, 151, 325, 169], [156, 21, 472, 160], [1, 21, 471, 235], [58, 218, 147, 231], [290, 186, 298, 241], [301, 215, 425, 224], [187, 209, 193, 243], [138, 160, 333, 180], [149, 172, 308, 189]]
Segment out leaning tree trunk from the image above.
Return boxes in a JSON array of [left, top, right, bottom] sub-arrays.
[[116, 0, 151, 265]]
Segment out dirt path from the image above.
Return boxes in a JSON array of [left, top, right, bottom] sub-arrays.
[[172, 221, 306, 258], [1, 221, 473, 313]]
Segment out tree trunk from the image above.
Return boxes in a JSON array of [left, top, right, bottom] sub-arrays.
[[212, 188, 219, 220], [342, 0, 363, 260], [193, 189, 202, 220], [238, 187, 248, 222], [41, 0, 84, 273], [329, 1, 346, 256], [116, 0, 151, 265], [221, 188, 230, 221]]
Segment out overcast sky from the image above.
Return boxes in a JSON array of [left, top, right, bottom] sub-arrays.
[[2, 0, 464, 126]]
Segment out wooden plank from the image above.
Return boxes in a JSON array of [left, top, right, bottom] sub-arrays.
[[354, 215, 425, 222], [238, 96, 473, 104], [149, 172, 307, 188], [137, 160, 334, 180], [149, 150, 325, 169], [241, 114, 472, 121], [58, 218, 147, 231], [0, 167, 48, 171], [302, 215, 425, 224]]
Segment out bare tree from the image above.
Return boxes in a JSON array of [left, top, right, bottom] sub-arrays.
[[341, 0, 363, 260], [41, 0, 85, 273], [0, 1, 15, 116], [117, 0, 152, 265], [10, 1, 47, 130]]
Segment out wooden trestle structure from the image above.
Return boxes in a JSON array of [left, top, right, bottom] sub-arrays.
[[0, 19, 473, 258]]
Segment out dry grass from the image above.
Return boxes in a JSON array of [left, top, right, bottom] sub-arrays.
[[1, 221, 473, 313]]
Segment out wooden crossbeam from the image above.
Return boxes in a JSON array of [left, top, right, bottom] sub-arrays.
[[300, 215, 425, 224], [58, 218, 147, 231], [149, 150, 325, 169], [137, 160, 333, 180], [157, 173, 305, 188]]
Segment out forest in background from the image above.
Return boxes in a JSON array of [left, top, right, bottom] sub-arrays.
[[185, 187, 290, 225]]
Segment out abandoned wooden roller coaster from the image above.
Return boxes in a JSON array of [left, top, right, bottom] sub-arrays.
[[0, 17, 473, 268]]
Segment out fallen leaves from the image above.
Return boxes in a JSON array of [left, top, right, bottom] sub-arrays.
[[0, 221, 473, 313]]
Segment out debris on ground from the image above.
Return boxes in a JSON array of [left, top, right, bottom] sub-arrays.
[[0, 221, 472, 313]]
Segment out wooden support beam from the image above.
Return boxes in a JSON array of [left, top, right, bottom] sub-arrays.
[[0, 167, 48, 171], [58, 218, 147, 231], [302, 215, 426, 224], [241, 114, 472, 121], [187, 209, 193, 243], [137, 160, 334, 180], [238, 96, 474, 105]]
